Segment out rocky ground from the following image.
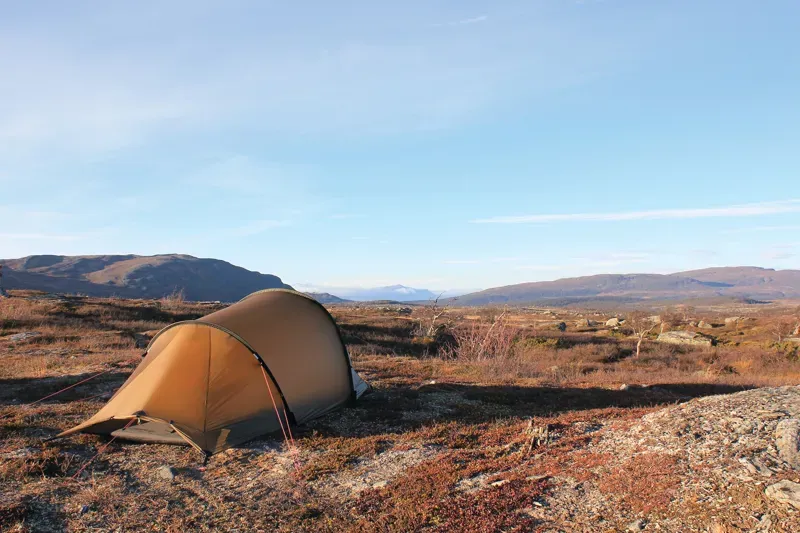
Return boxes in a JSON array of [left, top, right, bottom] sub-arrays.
[[540, 385, 800, 531], [2, 294, 800, 531], [3, 379, 799, 532]]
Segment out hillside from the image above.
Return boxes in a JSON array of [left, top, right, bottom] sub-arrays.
[[1, 254, 291, 302], [454, 267, 800, 306], [305, 292, 351, 304]]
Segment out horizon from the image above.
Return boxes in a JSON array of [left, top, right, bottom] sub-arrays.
[[3, 251, 796, 297], [3, 1, 800, 293]]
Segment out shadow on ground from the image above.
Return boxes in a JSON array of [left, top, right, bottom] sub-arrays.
[[0, 371, 131, 405], [300, 381, 755, 439]]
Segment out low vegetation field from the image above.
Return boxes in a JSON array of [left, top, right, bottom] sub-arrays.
[[1, 292, 799, 531]]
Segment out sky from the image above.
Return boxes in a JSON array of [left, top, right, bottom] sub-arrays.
[[2, 0, 800, 293]]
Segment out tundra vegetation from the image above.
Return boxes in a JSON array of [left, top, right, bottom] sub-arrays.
[[1, 291, 799, 531]]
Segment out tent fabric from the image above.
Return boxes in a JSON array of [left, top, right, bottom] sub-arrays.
[[58, 289, 367, 454]]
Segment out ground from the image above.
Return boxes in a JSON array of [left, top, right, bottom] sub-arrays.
[[1, 292, 799, 532]]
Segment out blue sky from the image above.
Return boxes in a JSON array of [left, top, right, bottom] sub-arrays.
[[2, 1, 800, 293]]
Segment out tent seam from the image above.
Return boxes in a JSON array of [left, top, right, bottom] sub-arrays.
[[202, 326, 211, 435]]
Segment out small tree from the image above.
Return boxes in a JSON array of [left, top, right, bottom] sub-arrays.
[[772, 316, 797, 343], [627, 311, 658, 357], [794, 306, 800, 336], [417, 293, 452, 337]]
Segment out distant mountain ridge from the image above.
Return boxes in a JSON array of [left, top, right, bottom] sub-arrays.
[[1, 254, 291, 302], [304, 292, 351, 304], [452, 267, 800, 306], [5, 256, 798, 307], [312, 285, 438, 302]]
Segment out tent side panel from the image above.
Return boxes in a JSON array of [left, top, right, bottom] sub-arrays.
[[57, 323, 211, 445], [204, 328, 286, 451]]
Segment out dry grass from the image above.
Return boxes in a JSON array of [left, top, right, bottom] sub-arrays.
[[1, 293, 799, 531]]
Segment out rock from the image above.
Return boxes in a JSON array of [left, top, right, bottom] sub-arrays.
[[133, 333, 151, 349], [3, 331, 42, 342], [764, 480, 800, 509], [575, 318, 595, 328], [775, 419, 800, 469], [556, 322, 567, 332], [738, 457, 774, 477], [724, 317, 741, 325], [647, 315, 662, 324], [794, 324, 800, 336], [619, 384, 630, 391], [606, 318, 620, 327], [157, 465, 177, 481], [490, 479, 509, 487], [372, 480, 388, 489], [656, 331, 714, 347], [526, 474, 549, 482], [0, 447, 37, 460], [709, 523, 726, 533], [626, 518, 645, 531], [697, 320, 714, 329], [689, 321, 698, 327]]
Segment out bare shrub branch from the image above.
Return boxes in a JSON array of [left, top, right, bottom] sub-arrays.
[[443, 308, 518, 361], [627, 311, 658, 358]]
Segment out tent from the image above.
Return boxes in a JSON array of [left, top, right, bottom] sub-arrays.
[[58, 289, 368, 455]]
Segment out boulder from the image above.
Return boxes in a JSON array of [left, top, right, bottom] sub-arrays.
[[657, 331, 714, 347], [556, 322, 567, 332], [575, 318, 596, 328], [765, 480, 800, 509], [794, 323, 800, 336], [724, 317, 741, 326], [133, 333, 151, 349], [697, 320, 714, 329], [606, 318, 620, 327], [775, 419, 800, 469], [647, 315, 662, 324]]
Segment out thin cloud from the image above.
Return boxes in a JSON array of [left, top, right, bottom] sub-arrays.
[[514, 254, 651, 272], [763, 250, 795, 261], [0, 232, 82, 241], [472, 200, 800, 224], [230, 219, 290, 237], [434, 15, 488, 27], [721, 224, 800, 234], [443, 259, 481, 265]]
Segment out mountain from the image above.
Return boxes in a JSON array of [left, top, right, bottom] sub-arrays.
[[1, 254, 291, 302], [304, 292, 351, 304], [332, 285, 438, 302], [452, 267, 800, 306]]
